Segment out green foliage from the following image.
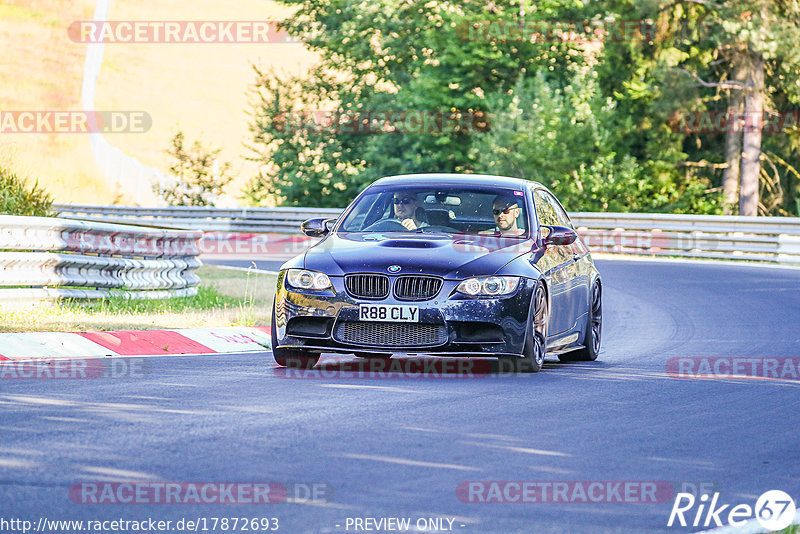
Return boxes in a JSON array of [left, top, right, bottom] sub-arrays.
[[63, 285, 238, 314], [248, 0, 588, 207], [247, 0, 798, 214], [0, 162, 53, 216], [245, 66, 370, 207], [472, 72, 721, 213], [155, 131, 234, 206], [593, 0, 800, 215]]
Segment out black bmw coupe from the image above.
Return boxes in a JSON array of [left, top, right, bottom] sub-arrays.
[[271, 174, 602, 373]]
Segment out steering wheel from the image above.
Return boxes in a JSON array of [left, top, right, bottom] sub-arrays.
[[363, 219, 409, 232]]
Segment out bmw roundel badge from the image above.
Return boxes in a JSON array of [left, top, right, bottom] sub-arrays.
[[387, 265, 401, 273]]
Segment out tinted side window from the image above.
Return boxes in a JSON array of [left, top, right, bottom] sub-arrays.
[[533, 190, 560, 226], [544, 191, 573, 228]]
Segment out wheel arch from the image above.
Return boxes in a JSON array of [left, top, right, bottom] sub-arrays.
[[529, 275, 550, 334], [537, 275, 550, 317], [586, 271, 602, 310]]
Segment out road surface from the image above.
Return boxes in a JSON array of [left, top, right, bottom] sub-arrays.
[[1, 259, 798, 533]]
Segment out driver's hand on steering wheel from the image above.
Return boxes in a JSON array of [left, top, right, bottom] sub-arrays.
[[400, 218, 418, 230]]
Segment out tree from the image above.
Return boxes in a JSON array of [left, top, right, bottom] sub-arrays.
[[250, 0, 800, 214], [597, 0, 800, 215], [0, 161, 53, 216], [155, 131, 234, 206], [248, 0, 587, 207], [245, 66, 375, 207], [722, 58, 746, 213], [472, 71, 720, 213]]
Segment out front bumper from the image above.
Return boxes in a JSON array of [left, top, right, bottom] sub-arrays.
[[273, 272, 535, 357]]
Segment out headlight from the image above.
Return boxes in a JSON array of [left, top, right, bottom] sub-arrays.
[[456, 276, 520, 296], [286, 269, 332, 290]]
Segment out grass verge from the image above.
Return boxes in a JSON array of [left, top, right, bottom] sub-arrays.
[[0, 265, 276, 332]]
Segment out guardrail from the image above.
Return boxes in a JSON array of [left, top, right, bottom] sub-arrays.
[[54, 205, 800, 266], [572, 212, 800, 265], [55, 204, 342, 233], [0, 215, 202, 301]]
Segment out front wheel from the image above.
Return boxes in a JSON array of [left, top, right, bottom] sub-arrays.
[[500, 280, 548, 373], [271, 300, 320, 369], [559, 280, 601, 362]]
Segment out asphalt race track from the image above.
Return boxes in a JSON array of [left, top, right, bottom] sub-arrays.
[[1, 259, 799, 533]]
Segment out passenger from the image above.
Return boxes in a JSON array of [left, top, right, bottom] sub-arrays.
[[480, 195, 525, 236], [392, 192, 428, 230]]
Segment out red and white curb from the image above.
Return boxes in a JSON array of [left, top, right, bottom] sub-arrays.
[[0, 326, 272, 361]]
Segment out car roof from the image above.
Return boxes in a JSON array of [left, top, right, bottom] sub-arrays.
[[373, 173, 545, 190]]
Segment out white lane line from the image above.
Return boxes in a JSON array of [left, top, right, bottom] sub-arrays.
[[339, 453, 480, 471], [319, 384, 419, 393], [81, 466, 159, 480], [457, 440, 571, 457]]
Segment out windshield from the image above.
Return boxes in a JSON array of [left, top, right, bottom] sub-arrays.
[[337, 185, 530, 238]]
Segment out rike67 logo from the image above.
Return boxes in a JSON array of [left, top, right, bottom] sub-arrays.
[[668, 490, 796, 531]]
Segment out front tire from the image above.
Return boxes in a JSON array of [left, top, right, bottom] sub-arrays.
[[271, 300, 320, 369], [559, 280, 601, 362], [500, 280, 548, 373]]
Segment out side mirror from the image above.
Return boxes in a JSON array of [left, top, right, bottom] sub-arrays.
[[301, 218, 336, 237], [542, 225, 577, 246]]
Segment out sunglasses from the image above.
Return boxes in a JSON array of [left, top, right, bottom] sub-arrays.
[[492, 206, 517, 216], [393, 197, 415, 205]]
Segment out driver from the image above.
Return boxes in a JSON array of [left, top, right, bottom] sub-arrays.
[[392, 192, 428, 230], [480, 195, 525, 236]]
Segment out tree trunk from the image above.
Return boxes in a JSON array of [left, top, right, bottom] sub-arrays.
[[722, 60, 745, 214], [739, 55, 764, 217]]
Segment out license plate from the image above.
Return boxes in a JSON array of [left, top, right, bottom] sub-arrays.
[[358, 304, 419, 323]]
